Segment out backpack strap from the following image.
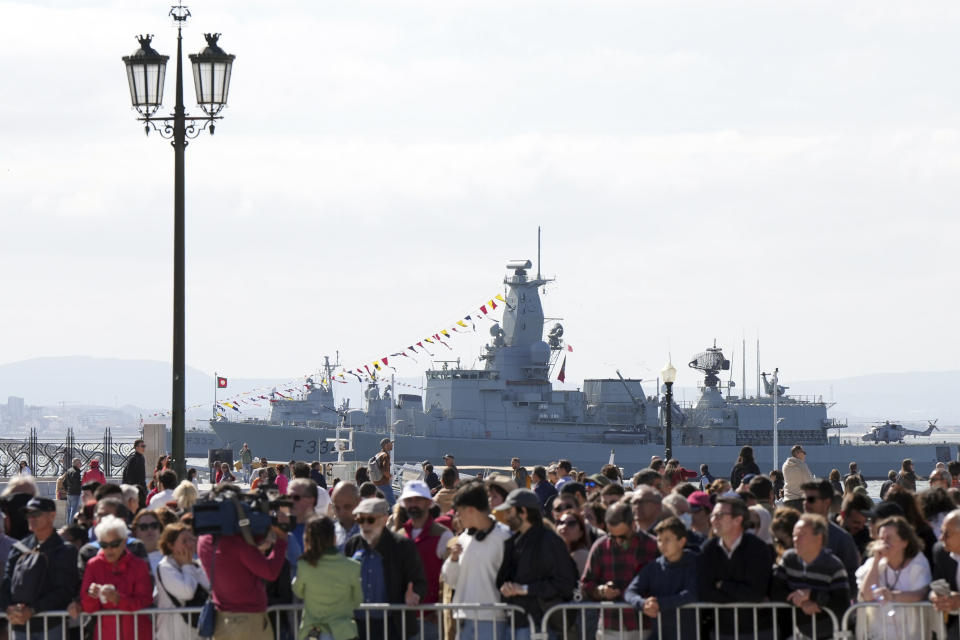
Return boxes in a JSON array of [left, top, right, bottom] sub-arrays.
[[155, 565, 184, 608], [229, 494, 257, 546]]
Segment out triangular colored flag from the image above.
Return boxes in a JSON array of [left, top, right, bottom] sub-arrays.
[[567, 345, 574, 352], [495, 294, 505, 302], [557, 355, 567, 383], [480, 305, 488, 315], [456, 320, 468, 328], [488, 299, 498, 310], [441, 330, 450, 338], [381, 357, 389, 366]]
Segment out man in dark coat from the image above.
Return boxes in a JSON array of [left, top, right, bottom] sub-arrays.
[[699, 497, 774, 639], [121, 439, 147, 507], [0, 497, 80, 638], [345, 498, 427, 640], [495, 489, 578, 635], [64, 458, 83, 524]]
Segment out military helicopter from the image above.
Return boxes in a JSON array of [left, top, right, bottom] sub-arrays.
[[860, 419, 939, 444]]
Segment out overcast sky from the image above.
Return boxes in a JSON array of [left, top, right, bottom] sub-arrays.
[[2, 1, 959, 403]]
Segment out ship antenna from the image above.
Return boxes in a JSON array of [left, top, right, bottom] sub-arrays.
[[537, 225, 542, 281], [741, 333, 746, 400]]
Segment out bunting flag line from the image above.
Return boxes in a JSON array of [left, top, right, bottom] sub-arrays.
[[155, 289, 567, 417]]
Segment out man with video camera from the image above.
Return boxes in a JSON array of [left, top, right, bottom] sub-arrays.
[[197, 483, 289, 640]]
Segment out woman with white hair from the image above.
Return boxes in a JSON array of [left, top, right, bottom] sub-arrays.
[[173, 480, 198, 513], [80, 514, 154, 640]]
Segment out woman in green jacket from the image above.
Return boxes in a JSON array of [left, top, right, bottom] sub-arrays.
[[292, 516, 363, 640]]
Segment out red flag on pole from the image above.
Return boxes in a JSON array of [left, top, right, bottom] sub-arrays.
[[217, 377, 228, 388], [557, 356, 566, 382]]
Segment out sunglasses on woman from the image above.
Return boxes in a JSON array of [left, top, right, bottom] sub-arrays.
[[100, 539, 125, 549]]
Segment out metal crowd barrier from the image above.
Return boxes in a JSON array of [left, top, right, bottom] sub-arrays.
[[541, 601, 840, 640], [838, 601, 952, 640], [15, 601, 960, 640], [0, 602, 533, 640]]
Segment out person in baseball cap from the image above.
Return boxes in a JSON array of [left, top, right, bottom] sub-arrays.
[[687, 491, 714, 537], [344, 497, 427, 638], [493, 488, 577, 622], [398, 481, 452, 610], [23, 496, 56, 514]]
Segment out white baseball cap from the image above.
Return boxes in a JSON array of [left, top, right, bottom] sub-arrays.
[[399, 480, 433, 502]]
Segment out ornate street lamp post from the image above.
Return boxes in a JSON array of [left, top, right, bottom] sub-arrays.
[[661, 361, 677, 461], [122, 6, 234, 480]]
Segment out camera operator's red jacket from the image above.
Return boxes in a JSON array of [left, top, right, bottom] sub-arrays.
[[198, 532, 287, 613]]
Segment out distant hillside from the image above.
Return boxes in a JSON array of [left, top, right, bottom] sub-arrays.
[[1, 356, 958, 426], [0, 356, 281, 416]]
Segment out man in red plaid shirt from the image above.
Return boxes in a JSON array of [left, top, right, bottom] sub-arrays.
[[581, 502, 658, 640]]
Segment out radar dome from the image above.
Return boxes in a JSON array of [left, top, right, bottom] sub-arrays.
[[530, 341, 551, 365]]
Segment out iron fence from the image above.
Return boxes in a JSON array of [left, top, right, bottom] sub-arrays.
[[0, 427, 136, 478]]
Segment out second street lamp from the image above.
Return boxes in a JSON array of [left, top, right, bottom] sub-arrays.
[[661, 360, 677, 461], [122, 6, 235, 480]]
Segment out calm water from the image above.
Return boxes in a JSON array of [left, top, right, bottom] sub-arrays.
[[863, 479, 929, 502]]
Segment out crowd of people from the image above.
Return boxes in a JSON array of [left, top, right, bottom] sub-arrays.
[[2, 440, 960, 640]]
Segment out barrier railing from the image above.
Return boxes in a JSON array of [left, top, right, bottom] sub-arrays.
[[541, 601, 840, 640], [20, 600, 960, 640], [1, 602, 534, 640], [839, 601, 949, 640]]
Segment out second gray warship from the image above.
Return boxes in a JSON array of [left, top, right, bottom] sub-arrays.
[[210, 260, 951, 478]]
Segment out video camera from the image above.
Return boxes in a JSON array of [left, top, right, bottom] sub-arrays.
[[192, 484, 295, 543]]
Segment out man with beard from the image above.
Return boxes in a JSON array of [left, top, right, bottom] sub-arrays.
[[400, 481, 453, 640], [345, 498, 426, 640], [495, 489, 577, 640], [581, 502, 657, 640]]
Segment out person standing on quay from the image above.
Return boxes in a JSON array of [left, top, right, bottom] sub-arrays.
[[122, 439, 148, 508], [240, 443, 254, 485], [64, 458, 83, 525], [372, 439, 395, 506], [781, 445, 814, 511]]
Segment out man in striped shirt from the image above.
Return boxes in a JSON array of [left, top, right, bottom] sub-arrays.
[[771, 513, 849, 639]]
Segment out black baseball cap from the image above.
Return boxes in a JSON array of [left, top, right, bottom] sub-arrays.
[[24, 497, 56, 513], [493, 488, 540, 512]]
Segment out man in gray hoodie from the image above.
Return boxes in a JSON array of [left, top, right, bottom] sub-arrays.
[[781, 444, 814, 510]]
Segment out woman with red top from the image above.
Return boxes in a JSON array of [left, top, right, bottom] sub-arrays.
[[81, 514, 154, 640], [82, 459, 107, 485]]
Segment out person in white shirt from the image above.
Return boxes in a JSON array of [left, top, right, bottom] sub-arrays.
[[148, 470, 178, 511], [155, 522, 211, 640], [441, 480, 512, 640]]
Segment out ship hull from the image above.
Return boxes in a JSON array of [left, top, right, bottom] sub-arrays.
[[210, 421, 955, 480]]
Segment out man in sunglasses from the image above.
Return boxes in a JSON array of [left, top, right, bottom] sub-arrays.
[[345, 498, 426, 640], [286, 478, 319, 578], [581, 502, 658, 640], [801, 479, 860, 594], [121, 439, 148, 509]]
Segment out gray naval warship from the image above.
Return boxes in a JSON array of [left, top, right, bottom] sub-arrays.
[[210, 260, 952, 479]]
